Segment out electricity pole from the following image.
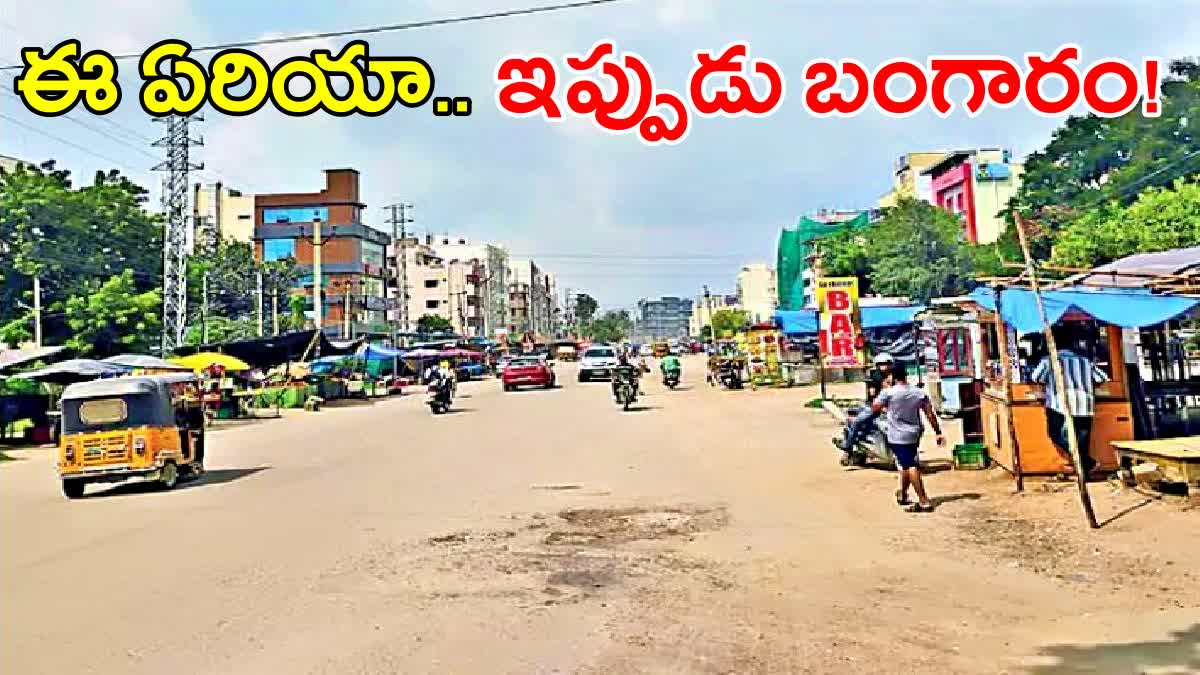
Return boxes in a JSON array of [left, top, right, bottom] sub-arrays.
[[311, 215, 324, 355], [32, 276, 42, 348], [256, 270, 264, 337], [153, 114, 204, 353], [201, 272, 209, 344], [703, 284, 714, 339], [384, 202, 414, 344], [343, 281, 352, 339]]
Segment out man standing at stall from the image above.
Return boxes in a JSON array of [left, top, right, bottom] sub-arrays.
[[1032, 334, 1109, 477]]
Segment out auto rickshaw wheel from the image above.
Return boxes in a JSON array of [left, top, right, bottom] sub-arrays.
[[159, 461, 179, 490], [62, 479, 86, 499]]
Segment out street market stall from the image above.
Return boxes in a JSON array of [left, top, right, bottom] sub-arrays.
[[965, 286, 1200, 476]]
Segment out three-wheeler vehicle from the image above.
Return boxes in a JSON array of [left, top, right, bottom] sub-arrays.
[[57, 373, 205, 499]]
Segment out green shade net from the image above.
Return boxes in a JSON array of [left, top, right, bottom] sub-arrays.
[[776, 212, 871, 310]]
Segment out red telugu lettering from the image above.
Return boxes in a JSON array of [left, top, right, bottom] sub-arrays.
[[495, 55, 562, 118], [688, 42, 784, 118], [802, 59, 869, 117]]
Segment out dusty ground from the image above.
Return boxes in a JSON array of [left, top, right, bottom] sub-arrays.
[[1, 355, 1197, 674]]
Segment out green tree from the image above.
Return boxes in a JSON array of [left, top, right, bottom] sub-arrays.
[[1053, 179, 1200, 267], [417, 314, 454, 334], [588, 310, 632, 343], [863, 200, 975, 303], [0, 161, 162, 347], [710, 308, 749, 338], [63, 270, 161, 356], [817, 227, 873, 295], [285, 294, 309, 331], [819, 199, 975, 304], [1002, 58, 1200, 257], [575, 293, 599, 323], [184, 316, 259, 346]]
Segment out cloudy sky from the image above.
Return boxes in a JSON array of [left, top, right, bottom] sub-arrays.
[[3, 0, 1198, 309]]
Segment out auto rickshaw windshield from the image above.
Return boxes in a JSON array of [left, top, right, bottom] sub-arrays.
[[61, 393, 174, 434]]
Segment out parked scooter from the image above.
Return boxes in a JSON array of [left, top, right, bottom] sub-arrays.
[[832, 404, 895, 468], [426, 379, 453, 415]]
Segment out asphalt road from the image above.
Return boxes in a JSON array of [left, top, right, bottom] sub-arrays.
[[2, 356, 1197, 673]]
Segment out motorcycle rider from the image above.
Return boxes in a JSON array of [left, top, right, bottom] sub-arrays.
[[611, 349, 641, 402], [660, 351, 682, 384], [423, 360, 454, 405], [839, 352, 897, 463]]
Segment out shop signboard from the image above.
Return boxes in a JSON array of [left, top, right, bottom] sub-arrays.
[[815, 277, 863, 368]]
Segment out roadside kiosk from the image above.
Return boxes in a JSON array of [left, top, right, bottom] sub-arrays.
[[965, 286, 1200, 476]]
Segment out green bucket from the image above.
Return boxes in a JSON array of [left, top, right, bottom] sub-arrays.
[[953, 442, 990, 470]]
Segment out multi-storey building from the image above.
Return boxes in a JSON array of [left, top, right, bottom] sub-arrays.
[[877, 152, 944, 209], [508, 259, 548, 337], [426, 235, 509, 337], [690, 293, 740, 337], [193, 182, 255, 248], [921, 148, 1024, 244], [737, 264, 778, 324], [253, 168, 390, 337], [637, 296, 694, 340]]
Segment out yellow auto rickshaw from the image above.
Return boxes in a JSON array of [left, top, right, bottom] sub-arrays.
[[652, 341, 670, 358], [57, 373, 205, 499]]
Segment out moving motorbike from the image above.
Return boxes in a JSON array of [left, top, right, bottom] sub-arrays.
[[832, 404, 895, 468], [662, 368, 681, 389], [613, 365, 638, 411], [426, 378, 453, 414]]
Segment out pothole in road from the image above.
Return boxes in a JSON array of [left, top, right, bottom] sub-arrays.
[[407, 503, 733, 609], [547, 505, 729, 546]]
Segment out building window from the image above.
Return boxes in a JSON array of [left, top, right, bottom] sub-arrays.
[[263, 206, 328, 224], [362, 241, 384, 269], [425, 300, 440, 309], [263, 238, 296, 262], [424, 279, 439, 289], [956, 193, 965, 213]]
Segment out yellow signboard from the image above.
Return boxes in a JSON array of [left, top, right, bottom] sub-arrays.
[[815, 277, 863, 368]]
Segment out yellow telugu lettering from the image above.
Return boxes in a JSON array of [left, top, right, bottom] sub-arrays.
[[14, 40, 120, 116], [139, 40, 207, 116]]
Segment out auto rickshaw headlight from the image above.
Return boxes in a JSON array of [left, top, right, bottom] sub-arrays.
[[63, 442, 75, 461], [133, 437, 146, 455]]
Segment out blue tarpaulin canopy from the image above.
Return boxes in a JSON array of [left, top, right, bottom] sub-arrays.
[[968, 287, 1200, 335], [360, 345, 405, 360], [775, 305, 926, 335]]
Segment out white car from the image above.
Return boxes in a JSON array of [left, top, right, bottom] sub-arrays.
[[638, 344, 653, 357], [578, 345, 619, 382]]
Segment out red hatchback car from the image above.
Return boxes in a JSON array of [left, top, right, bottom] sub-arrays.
[[502, 356, 555, 391]]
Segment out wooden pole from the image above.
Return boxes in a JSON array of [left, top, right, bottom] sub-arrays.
[[1013, 212, 1099, 528], [993, 285, 1024, 492]]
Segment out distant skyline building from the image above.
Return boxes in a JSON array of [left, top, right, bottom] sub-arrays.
[[737, 264, 778, 324], [636, 296, 694, 340]]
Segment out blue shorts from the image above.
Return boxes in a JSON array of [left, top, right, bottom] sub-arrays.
[[888, 441, 920, 469]]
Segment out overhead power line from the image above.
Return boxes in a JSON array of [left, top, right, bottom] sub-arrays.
[[0, 0, 632, 70]]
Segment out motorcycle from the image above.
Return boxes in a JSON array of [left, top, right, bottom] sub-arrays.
[[613, 366, 638, 411], [718, 363, 743, 390], [426, 379, 453, 415], [663, 368, 681, 389], [832, 404, 895, 468]]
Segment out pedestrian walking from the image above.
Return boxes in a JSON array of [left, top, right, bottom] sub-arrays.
[[871, 368, 945, 513]]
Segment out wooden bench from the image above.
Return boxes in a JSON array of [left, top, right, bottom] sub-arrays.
[[1111, 437, 1200, 500]]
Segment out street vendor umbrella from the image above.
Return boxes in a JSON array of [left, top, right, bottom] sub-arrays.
[[438, 348, 477, 358], [170, 352, 252, 372], [12, 358, 129, 385], [405, 348, 442, 358], [103, 354, 191, 371]]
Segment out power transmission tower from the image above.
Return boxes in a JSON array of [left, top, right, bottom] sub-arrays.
[[153, 114, 204, 352], [384, 202, 414, 343]]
